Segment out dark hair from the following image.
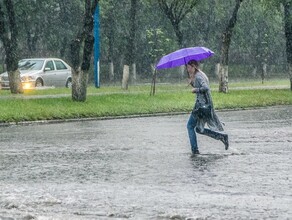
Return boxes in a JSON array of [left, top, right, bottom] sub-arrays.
[[187, 60, 199, 67]]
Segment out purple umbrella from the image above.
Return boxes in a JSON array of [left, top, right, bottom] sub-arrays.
[[156, 46, 214, 70]]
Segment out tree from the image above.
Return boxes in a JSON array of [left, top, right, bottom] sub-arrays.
[[157, 0, 200, 48], [0, 0, 288, 88], [262, 0, 292, 90], [14, 0, 83, 59], [157, 0, 200, 80], [283, 0, 292, 90], [0, 0, 23, 94], [69, 0, 98, 102], [100, 0, 116, 82], [16, 0, 41, 57], [219, 0, 244, 93], [122, 0, 139, 89], [147, 28, 174, 95]]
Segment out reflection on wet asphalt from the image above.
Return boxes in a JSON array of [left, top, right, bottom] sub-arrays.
[[0, 106, 291, 219]]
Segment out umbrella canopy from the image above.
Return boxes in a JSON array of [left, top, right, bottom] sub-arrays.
[[156, 46, 214, 70]]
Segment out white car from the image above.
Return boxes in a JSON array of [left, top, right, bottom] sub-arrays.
[[0, 58, 72, 90]]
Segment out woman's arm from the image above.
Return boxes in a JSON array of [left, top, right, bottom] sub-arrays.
[[192, 75, 209, 93]]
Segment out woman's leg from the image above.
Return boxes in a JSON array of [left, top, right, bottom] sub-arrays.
[[187, 114, 199, 153], [196, 128, 229, 150]]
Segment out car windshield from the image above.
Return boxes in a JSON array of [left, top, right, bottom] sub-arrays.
[[19, 60, 44, 70]]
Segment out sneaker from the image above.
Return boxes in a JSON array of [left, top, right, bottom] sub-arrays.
[[221, 134, 229, 150], [192, 149, 200, 155]]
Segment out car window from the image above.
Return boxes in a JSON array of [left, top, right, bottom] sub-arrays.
[[19, 60, 44, 70], [45, 61, 55, 71], [54, 60, 68, 70]]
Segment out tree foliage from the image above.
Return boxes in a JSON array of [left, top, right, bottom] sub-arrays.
[[0, 0, 289, 91], [157, 0, 200, 47]]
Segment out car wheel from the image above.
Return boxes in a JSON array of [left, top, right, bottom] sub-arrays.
[[66, 78, 72, 88], [35, 78, 43, 87]]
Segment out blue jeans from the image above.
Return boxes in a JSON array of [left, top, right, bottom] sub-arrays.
[[187, 114, 198, 153], [187, 114, 225, 153]]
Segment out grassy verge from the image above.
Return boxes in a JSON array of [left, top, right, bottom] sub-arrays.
[[0, 80, 291, 123]]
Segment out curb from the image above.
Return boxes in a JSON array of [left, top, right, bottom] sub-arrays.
[[0, 112, 188, 127], [1, 105, 290, 127]]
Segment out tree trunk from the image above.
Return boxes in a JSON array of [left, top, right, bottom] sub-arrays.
[[219, 0, 243, 93], [0, 0, 23, 94], [283, 1, 292, 91], [132, 63, 137, 83], [173, 22, 183, 48], [122, 65, 129, 90], [60, 36, 68, 57], [69, 0, 98, 102], [219, 64, 229, 93], [109, 61, 114, 82], [150, 63, 156, 96], [252, 66, 257, 77], [219, 30, 230, 93], [123, 0, 138, 88], [72, 35, 93, 102], [5, 46, 23, 93], [72, 68, 88, 101], [8, 69, 23, 93], [26, 31, 36, 56], [106, 2, 115, 83], [261, 62, 267, 84], [69, 37, 82, 100], [215, 63, 220, 78], [179, 66, 184, 81], [289, 63, 292, 90]]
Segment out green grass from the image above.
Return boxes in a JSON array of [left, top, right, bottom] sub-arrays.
[[0, 79, 289, 96], [0, 79, 291, 123]]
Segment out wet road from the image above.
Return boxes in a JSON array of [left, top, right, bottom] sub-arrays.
[[0, 106, 291, 220]]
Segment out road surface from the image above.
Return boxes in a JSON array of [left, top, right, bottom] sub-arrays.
[[0, 106, 291, 219]]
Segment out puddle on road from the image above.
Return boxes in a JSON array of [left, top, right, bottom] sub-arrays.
[[190, 153, 228, 169]]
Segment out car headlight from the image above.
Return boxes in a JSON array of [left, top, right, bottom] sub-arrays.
[[21, 76, 35, 82]]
